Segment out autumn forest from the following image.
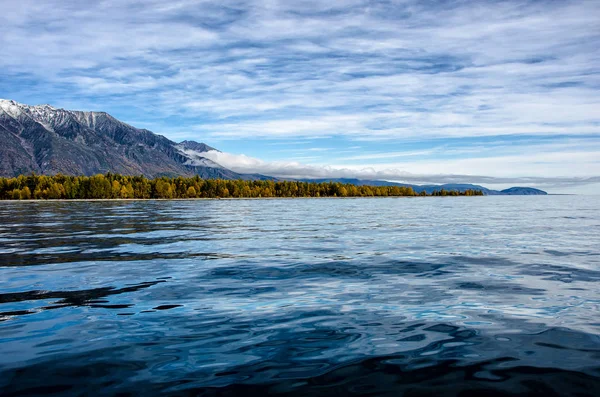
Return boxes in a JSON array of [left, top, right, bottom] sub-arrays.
[[0, 174, 484, 200]]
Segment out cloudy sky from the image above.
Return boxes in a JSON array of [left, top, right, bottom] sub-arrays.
[[1, 0, 599, 193]]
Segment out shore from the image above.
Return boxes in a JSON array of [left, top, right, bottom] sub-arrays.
[[0, 195, 491, 202]]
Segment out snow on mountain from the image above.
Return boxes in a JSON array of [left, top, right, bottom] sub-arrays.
[[0, 99, 27, 119], [0, 99, 266, 179]]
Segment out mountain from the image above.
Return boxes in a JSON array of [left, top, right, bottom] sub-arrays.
[[178, 140, 218, 153], [0, 99, 272, 180], [298, 178, 547, 195], [500, 187, 547, 195]]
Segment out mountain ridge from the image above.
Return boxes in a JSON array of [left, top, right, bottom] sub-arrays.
[[297, 178, 547, 195], [0, 99, 272, 180]]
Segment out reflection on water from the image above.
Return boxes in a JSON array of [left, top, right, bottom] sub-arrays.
[[0, 197, 599, 396]]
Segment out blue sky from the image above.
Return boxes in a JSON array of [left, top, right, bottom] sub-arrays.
[[1, 0, 599, 193]]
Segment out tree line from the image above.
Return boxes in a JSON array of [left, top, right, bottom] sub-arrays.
[[0, 174, 484, 200]]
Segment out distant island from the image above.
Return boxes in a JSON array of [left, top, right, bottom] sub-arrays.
[[0, 174, 484, 200], [0, 99, 546, 196]]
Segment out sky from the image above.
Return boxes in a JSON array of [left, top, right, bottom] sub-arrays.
[[1, 0, 599, 193]]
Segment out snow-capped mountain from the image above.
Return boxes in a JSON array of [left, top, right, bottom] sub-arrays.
[[0, 99, 272, 180]]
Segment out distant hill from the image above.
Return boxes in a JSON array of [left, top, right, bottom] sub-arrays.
[[0, 99, 273, 180], [500, 187, 548, 195], [298, 178, 547, 195]]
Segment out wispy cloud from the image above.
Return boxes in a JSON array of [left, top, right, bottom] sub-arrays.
[[1, 0, 599, 191]]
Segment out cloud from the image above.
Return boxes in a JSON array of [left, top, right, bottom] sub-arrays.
[[2, 1, 598, 139], [1, 0, 599, 191], [201, 149, 600, 191]]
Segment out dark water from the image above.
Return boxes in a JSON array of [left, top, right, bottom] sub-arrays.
[[0, 197, 599, 396]]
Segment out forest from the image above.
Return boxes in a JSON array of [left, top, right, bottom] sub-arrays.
[[0, 174, 484, 200]]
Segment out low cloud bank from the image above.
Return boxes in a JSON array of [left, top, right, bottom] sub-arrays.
[[201, 150, 600, 189]]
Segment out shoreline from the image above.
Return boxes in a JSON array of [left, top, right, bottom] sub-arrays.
[[0, 195, 492, 202]]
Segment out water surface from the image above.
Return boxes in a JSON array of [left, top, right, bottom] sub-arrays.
[[1, 197, 599, 396]]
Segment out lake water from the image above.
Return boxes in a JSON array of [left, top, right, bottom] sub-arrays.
[[0, 196, 599, 396]]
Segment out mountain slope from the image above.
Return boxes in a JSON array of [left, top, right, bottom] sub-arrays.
[[0, 99, 272, 180]]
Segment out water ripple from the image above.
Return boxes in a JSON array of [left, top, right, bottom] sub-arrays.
[[0, 196, 599, 395]]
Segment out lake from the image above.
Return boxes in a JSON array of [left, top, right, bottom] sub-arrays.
[[0, 196, 599, 396]]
